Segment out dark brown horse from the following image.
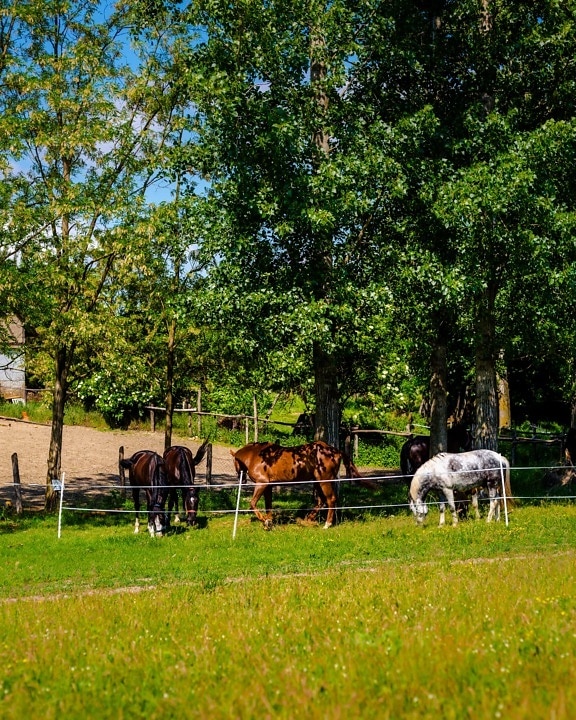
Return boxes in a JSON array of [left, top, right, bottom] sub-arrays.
[[120, 450, 168, 536], [400, 425, 473, 480], [230, 440, 376, 529], [163, 441, 209, 528]]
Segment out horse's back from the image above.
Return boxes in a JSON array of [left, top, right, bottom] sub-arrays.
[[232, 440, 342, 483], [414, 449, 508, 491], [164, 445, 194, 478], [130, 450, 166, 487]]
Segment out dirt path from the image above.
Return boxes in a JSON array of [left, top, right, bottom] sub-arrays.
[[0, 418, 236, 509]]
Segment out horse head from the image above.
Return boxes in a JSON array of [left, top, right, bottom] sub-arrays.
[[408, 474, 429, 524]]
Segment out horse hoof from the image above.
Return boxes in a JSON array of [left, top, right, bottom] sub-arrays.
[[264, 519, 273, 531], [323, 522, 332, 530], [173, 515, 181, 525]]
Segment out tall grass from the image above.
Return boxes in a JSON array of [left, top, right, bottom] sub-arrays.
[[1, 507, 576, 718]]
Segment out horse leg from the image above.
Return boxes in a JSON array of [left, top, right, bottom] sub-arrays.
[[168, 489, 180, 525], [486, 486, 500, 522], [441, 489, 458, 526], [305, 485, 326, 525], [438, 500, 446, 526], [250, 484, 273, 528], [132, 487, 140, 534], [320, 482, 337, 529], [145, 490, 156, 537], [471, 489, 481, 519]]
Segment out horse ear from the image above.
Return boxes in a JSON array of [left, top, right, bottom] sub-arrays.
[[229, 449, 236, 457]]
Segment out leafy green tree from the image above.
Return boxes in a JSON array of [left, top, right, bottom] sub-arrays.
[[177, 0, 418, 446], [347, 0, 576, 449], [0, 0, 188, 506]]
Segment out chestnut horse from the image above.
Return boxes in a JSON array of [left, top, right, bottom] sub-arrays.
[[120, 450, 168, 536], [230, 440, 376, 529], [163, 441, 209, 528]]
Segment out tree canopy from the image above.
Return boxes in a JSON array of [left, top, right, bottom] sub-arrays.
[[2, 0, 576, 502]]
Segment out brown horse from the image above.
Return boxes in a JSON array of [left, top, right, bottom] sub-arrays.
[[120, 450, 168, 536], [163, 441, 209, 528], [230, 440, 376, 529]]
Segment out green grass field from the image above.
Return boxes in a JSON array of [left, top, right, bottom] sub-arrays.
[[2, 505, 576, 719]]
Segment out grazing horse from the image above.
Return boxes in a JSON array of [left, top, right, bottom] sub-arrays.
[[120, 450, 168, 536], [409, 449, 512, 526], [163, 441, 209, 528], [401, 425, 474, 519], [230, 441, 376, 529]]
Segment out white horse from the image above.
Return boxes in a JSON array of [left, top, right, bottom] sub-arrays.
[[409, 449, 512, 526]]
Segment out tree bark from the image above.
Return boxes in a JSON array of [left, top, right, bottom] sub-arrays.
[[309, 28, 341, 447], [475, 292, 499, 450], [429, 338, 448, 456], [313, 341, 341, 448], [164, 317, 176, 451], [45, 346, 69, 511], [497, 368, 511, 429]]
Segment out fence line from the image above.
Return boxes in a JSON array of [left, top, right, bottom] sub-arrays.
[[1, 463, 573, 494], [2, 455, 574, 536]]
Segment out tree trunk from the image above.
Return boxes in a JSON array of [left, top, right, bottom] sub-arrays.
[[497, 366, 511, 429], [475, 296, 499, 451], [429, 338, 448, 456], [45, 346, 69, 511], [164, 317, 176, 451], [313, 341, 341, 448], [309, 31, 341, 447]]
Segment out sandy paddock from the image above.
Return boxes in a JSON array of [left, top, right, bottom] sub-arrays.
[[0, 418, 236, 509]]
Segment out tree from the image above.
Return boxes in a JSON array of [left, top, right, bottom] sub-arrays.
[[179, 0, 417, 446], [0, 1, 187, 506]]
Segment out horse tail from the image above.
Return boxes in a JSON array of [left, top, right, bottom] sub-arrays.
[[342, 451, 379, 490], [193, 438, 210, 467], [175, 447, 193, 486], [502, 457, 515, 508]]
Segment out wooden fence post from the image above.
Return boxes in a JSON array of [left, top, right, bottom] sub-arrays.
[[11, 452, 23, 514], [185, 400, 192, 436], [197, 388, 202, 438], [150, 408, 156, 432], [253, 395, 258, 442], [118, 446, 126, 500], [205, 443, 213, 485]]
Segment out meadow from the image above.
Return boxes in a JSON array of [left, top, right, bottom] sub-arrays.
[[2, 502, 576, 719]]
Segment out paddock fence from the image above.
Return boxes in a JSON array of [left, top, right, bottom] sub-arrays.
[[2, 440, 576, 538]]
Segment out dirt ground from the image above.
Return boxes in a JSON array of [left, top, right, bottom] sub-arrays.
[[0, 417, 237, 509]]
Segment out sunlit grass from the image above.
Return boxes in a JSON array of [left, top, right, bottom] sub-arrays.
[[1, 506, 576, 718]]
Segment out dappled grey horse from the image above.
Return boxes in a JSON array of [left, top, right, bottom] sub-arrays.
[[409, 449, 512, 526]]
